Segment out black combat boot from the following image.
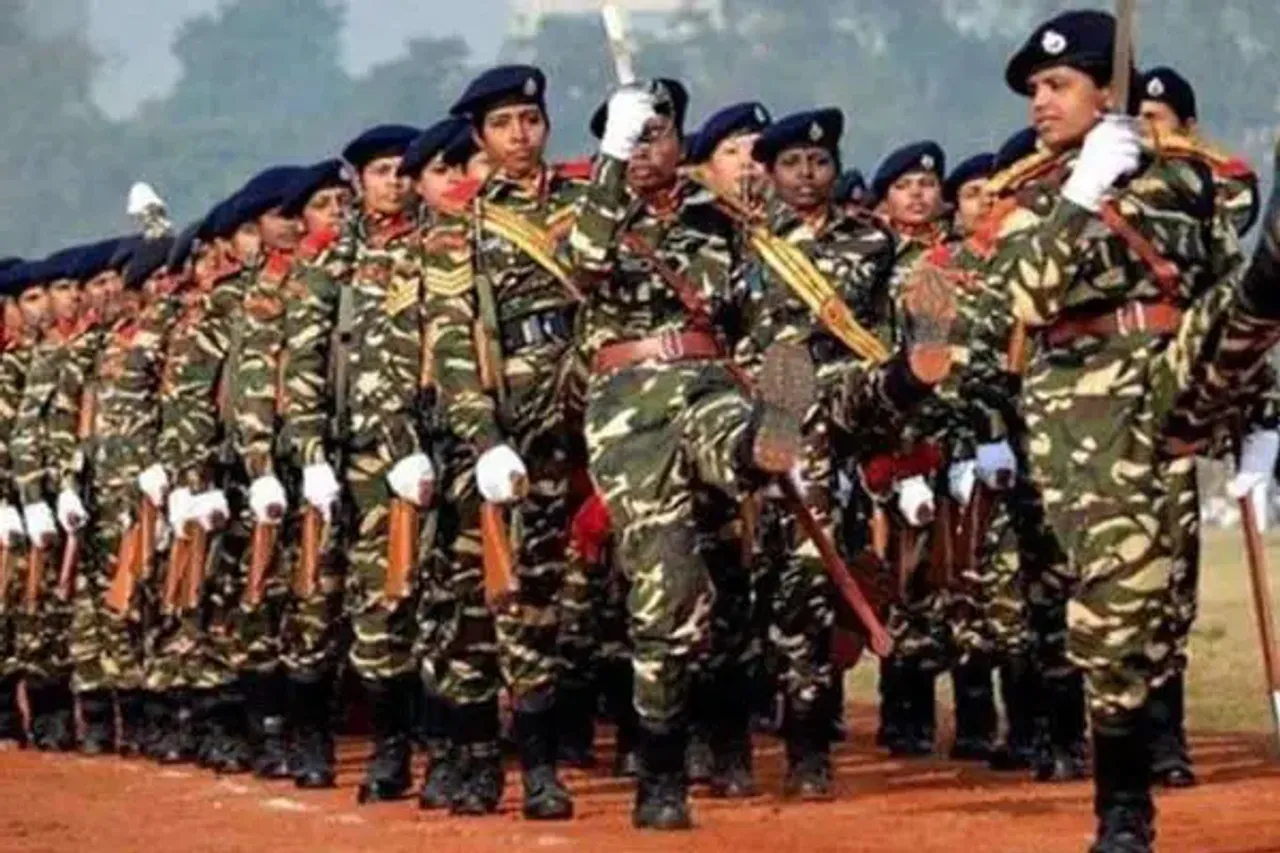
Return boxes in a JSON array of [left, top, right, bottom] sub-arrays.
[[1149, 674, 1196, 788], [79, 690, 116, 755], [29, 678, 76, 752], [0, 674, 25, 745], [889, 662, 933, 758], [633, 723, 692, 831], [950, 657, 997, 761], [449, 698, 504, 816], [247, 671, 291, 780], [876, 657, 903, 749], [1035, 671, 1087, 782], [209, 683, 253, 774], [117, 689, 147, 757], [685, 679, 714, 784], [416, 689, 458, 809], [554, 681, 597, 770], [190, 689, 222, 768], [782, 697, 833, 800], [601, 660, 639, 778], [356, 676, 413, 803], [514, 704, 574, 820], [289, 677, 336, 789], [152, 690, 196, 764], [142, 690, 172, 760], [708, 671, 756, 799], [1090, 713, 1155, 853], [988, 656, 1039, 771]]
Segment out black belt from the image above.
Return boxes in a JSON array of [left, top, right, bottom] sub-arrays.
[[500, 307, 574, 353]]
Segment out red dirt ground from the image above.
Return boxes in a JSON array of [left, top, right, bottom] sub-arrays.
[[3, 707, 1279, 853]]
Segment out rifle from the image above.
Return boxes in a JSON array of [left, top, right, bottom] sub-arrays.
[[481, 473, 529, 610], [385, 497, 418, 601], [160, 528, 191, 615], [55, 533, 79, 602], [1239, 493, 1280, 746], [103, 523, 142, 615], [293, 507, 324, 599], [23, 538, 49, 614], [182, 522, 209, 612], [0, 542, 10, 610], [243, 516, 278, 608]]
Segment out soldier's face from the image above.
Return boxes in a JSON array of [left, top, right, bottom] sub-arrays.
[[415, 155, 467, 213], [193, 247, 217, 288], [302, 186, 350, 235], [1028, 66, 1110, 151], [84, 270, 122, 318], [884, 171, 943, 227], [706, 133, 764, 200], [771, 146, 838, 213], [258, 208, 301, 252], [49, 280, 80, 322], [627, 115, 682, 195], [1139, 101, 1188, 136], [19, 286, 49, 330], [231, 223, 262, 263], [361, 156, 410, 216], [954, 178, 993, 236], [477, 104, 548, 180]]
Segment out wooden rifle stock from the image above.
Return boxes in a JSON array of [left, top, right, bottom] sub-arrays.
[[384, 498, 418, 601], [927, 496, 956, 590], [138, 498, 158, 580], [161, 534, 191, 615], [182, 524, 208, 612], [244, 521, 278, 608], [0, 544, 10, 609], [24, 542, 48, 613], [104, 523, 143, 615], [56, 533, 80, 602], [1239, 495, 1280, 744], [481, 503, 519, 610], [294, 506, 325, 599]]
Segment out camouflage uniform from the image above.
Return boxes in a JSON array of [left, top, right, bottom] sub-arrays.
[[0, 332, 34, 736]]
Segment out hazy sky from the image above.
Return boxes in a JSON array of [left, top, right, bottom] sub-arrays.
[[87, 0, 509, 118]]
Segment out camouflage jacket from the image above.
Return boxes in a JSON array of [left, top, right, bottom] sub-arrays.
[[285, 210, 427, 466], [425, 164, 588, 450], [0, 338, 35, 504], [235, 246, 295, 478], [570, 156, 739, 355], [1154, 131, 1259, 237], [886, 220, 952, 346]]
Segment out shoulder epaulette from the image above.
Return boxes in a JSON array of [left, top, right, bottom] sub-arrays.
[[554, 159, 594, 181], [1150, 131, 1256, 180], [987, 149, 1060, 197]]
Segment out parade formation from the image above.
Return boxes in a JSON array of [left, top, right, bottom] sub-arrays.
[[2, 6, 1280, 852]]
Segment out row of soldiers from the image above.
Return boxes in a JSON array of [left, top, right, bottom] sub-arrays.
[[3, 7, 1280, 851]]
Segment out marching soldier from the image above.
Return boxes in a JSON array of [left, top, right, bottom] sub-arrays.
[[686, 101, 772, 203], [992, 10, 1252, 850]]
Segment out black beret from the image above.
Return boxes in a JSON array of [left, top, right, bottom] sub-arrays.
[[398, 118, 472, 179], [167, 221, 202, 274], [109, 237, 139, 273], [944, 152, 996, 203], [0, 258, 21, 273], [1140, 66, 1197, 121], [42, 246, 85, 282], [1006, 10, 1118, 95], [451, 65, 547, 120], [995, 127, 1040, 171], [686, 102, 772, 164], [64, 238, 124, 282], [834, 169, 869, 205], [280, 159, 351, 218], [590, 78, 690, 140], [235, 166, 307, 223], [124, 236, 175, 291], [751, 108, 843, 167], [200, 196, 241, 241], [342, 124, 419, 171], [872, 141, 946, 199], [0, 262, 34, 297]]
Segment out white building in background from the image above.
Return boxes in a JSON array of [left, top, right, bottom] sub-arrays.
[[508, 0, 725, 36]]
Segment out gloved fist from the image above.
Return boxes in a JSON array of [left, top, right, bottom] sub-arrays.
[[386, 453, 435, 506], [191, 489, 230, 532], [476, 444, 528, 504], [599, 86, 659, 161], [896, 475, 935, 528], [56, 489, 87, 532], [948, 459, 977, 505], [976, 440, 1017, 490], [248, 475, 287, 523], [0, 504, 25, 546], [1228, 429, 1280, 499], [137, 464, 170, 506], [302, 462, 341, 516], [22, 502, 57, 548], [1062, 114, 1142, 212], [167, 487, 195, 532]]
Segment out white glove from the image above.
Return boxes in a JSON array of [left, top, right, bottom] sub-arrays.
[[386, 453, 436, 506], [137, 464, 170, 506], [0, 504, 25, 545], [302, 462, 341, 517], [896, 475, 935, 528], [167, 487, 195, 532], [599, 87, 659, 161], [248, 475, 287, 523], [22, 502, 57, 547], [476, 444, 528, 504], [1062, 114, 1142, 212], [56, 489, 87, 531], [1228, 429, 1280, 499], [191, 489, 230, 532], [948, 459, 977, 506], [976, 440, 1018, 491]]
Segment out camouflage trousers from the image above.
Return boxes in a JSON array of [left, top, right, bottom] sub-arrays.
[[70, 485, 145, 693], [0, 549, 23, 678], [10, 532, 73, 682], [423, 426, 569, 713], [586, 360, 752, 729]]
